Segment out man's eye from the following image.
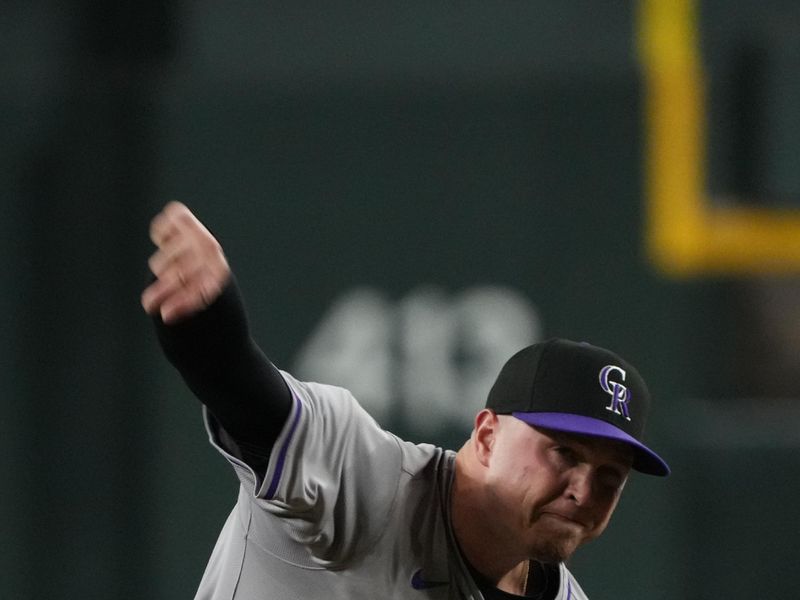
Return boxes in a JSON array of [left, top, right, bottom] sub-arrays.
[[554, 446, 576, 462], [598, 471, 625, 492]]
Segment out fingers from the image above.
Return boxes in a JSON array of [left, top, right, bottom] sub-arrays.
[[147, 269, 227, 324], [149, 201, 196, 247], [142, 201, 231, 323], [141, 277, 180, 317], [147, 239, 203, 280]]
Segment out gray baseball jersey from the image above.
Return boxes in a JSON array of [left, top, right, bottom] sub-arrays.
[[194, 371, 589, 600]]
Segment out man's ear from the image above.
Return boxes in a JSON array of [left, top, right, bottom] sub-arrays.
[[472, 409, 500, 467]]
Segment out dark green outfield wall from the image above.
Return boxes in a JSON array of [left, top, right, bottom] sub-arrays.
[[3, 2, 800, 598]]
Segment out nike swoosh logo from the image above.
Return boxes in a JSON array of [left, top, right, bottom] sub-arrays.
[[411, 569, 449, 590]]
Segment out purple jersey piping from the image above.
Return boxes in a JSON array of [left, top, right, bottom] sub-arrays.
[[264, 389, 302, 500]]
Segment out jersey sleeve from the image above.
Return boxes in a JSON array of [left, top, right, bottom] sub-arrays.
[[204, 371, 404, 566], [156, 276, 292, 466]]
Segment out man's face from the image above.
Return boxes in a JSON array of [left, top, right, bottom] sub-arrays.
[[482, 415, 633, 563]]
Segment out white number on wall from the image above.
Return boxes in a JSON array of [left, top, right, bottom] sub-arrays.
[[292, 285, 540, 435]]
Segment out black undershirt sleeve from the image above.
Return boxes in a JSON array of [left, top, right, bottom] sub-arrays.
[[153, 276, 292, 474]]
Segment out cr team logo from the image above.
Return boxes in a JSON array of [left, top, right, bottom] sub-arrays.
[[599, 365, 631, 421]]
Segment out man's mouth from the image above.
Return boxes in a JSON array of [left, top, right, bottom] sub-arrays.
[[539, 511, 588, 529]]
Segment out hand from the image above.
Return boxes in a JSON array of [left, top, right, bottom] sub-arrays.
[[141, 201, 231, 324]]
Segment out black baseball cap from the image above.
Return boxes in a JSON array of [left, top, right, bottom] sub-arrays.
[[486, 338, 670, 476]]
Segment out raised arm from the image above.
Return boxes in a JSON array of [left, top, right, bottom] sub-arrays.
[[141, 201, 292, 470]]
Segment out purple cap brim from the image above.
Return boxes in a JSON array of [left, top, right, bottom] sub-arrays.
[[512, 412, 670, 476]]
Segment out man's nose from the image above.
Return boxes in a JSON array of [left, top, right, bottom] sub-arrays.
[[566, 466, 594, 507]]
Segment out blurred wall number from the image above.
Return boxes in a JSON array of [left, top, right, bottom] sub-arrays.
[[293, 286, 541, 436]]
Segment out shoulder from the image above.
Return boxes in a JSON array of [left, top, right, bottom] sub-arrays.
[[277, 369, 452, 493], [280, 370, 356, 405]]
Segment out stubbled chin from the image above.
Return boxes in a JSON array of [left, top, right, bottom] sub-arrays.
[[527, 538, 578, 564], [525, 517, 587, 563]]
